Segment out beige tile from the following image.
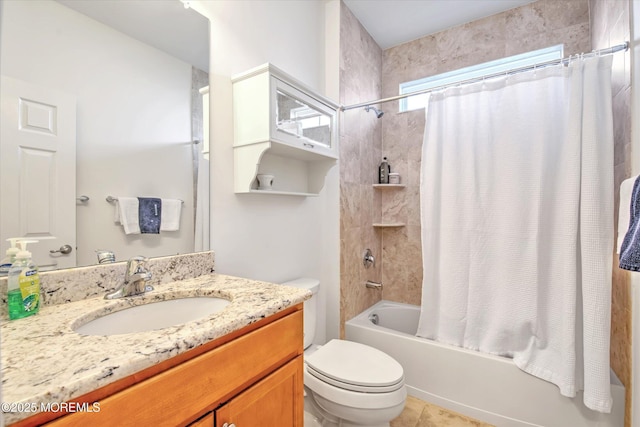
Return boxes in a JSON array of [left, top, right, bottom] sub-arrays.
[[340, 226, 361, 274], [340, 134, 361, 184], [437, 14, 506, 62], [340, 182, 361, 230], [504, 1, 546, 39], [390, 395, 424, 427], [543, 0, 589, 31], [391, 396, 494, 427], [416, 402, 494, 427], [382, 226, 423, 305], [548, 22, 591, 56], [340, 0, 383, 335]]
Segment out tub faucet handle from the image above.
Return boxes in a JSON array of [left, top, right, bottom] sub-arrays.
[[363, 249, 375, 269]]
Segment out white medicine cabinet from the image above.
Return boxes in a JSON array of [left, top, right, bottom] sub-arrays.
[[232, 63, 338, 196]]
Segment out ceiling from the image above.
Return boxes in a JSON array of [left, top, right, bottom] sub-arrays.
[[343, 0, 536, 50], [55, 0, 537, 70], [56, 0, 209, 72]]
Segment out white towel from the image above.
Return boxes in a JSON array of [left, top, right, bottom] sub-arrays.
[[115, 197, 140, 235], [617, 176, 638, 253], [160, 199, 182, 231]]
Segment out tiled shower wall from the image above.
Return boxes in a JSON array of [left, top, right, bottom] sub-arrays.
[[590, 0, 632, 424], [338, 2, 383, 338], [340, 0, 632, 422]]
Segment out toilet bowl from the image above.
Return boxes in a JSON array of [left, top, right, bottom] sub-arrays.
[[282, 278, 407, 427], [304, 339, 406, 426]]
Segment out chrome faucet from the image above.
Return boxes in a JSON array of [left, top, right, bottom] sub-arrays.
[[104, 256, 153, 299]]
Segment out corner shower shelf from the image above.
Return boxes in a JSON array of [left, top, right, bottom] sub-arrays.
[[373, 184, 406, 228], [373, 184, 406, 189], [373, 223, 406, 228]]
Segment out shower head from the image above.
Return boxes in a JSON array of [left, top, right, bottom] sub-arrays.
[[365, 105, 384, 118]]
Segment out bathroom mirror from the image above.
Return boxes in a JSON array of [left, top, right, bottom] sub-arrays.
[[0, 0, 210, 270]]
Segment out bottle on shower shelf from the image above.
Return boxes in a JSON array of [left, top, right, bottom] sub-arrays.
[[379, 157, 390, 184]]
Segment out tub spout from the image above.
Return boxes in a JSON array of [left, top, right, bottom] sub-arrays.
[[365, 280, 382, 290]]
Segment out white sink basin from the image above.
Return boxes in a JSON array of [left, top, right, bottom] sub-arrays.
[[74, 297, 231, 336]]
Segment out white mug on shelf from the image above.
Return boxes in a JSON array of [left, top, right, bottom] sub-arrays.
[[256, 174, 275, 190]]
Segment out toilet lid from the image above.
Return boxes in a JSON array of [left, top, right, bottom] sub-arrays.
[[305, 340, 404, 390]]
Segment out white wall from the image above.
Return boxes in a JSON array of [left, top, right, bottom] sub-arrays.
[[192, 0, 341, 343], [323, 0, 342, 343], [0, 0, 195, 266]]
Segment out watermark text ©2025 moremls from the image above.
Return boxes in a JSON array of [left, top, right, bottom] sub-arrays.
[[1, 401, 100, 414]]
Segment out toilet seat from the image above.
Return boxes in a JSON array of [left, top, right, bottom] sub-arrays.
[[307, 365, 404, 393], [304, 366, 407, 410], [305, 339, 405, 393]]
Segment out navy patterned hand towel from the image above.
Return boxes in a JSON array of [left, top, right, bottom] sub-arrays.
[[619, 176, 640, 271], [138, 197, 161, 234]]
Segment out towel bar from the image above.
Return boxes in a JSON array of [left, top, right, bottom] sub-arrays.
[[106, 196, 183, 204]]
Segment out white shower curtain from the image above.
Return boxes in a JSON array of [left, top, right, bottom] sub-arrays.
[[416, 55, 614, 413]]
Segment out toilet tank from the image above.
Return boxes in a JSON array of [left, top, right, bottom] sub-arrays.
[[282, 278, 319, 350]]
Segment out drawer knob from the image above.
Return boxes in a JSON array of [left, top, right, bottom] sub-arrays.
[[222, 423, 236, 427]]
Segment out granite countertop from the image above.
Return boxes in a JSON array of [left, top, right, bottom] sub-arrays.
[[1, 273, 310, 424]]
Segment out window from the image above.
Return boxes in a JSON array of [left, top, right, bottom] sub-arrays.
[[399, 45, 564, 112]]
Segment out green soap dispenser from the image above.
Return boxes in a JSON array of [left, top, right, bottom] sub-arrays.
[[8, 240, 40, 320], [0, 238, 20, 276]]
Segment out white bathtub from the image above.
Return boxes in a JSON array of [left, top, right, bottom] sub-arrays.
[[345, 300, 625, 427]]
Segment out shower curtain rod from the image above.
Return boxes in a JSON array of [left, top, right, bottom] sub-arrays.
[[340, 41, 629, 112]]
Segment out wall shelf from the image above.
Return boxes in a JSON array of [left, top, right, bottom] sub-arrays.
[[373, 223, 406, 228], [249, 189, 318, 197], [373, 184, 406, 189], [373, 183, 406, 228]]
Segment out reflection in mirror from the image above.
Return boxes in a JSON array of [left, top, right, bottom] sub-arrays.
[[0, 0, 210, 271], [276, 91, 332, 148]]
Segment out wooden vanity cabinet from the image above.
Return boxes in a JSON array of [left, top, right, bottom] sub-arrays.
[[30, 305, 304, 427], [185, 357, 302, 427], [213, 357, 302, 426], [188, 413, 214, 427]]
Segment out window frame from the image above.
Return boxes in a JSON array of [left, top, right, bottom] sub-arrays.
[[398, 44, 564, 112]]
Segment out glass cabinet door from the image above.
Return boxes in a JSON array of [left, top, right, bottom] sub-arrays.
[[272, 77, 336, 154]]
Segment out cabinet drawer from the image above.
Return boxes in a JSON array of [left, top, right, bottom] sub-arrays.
[[48, 310, 303, 426]]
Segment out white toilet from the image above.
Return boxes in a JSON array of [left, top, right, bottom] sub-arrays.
[[283, 278, 407, 427]]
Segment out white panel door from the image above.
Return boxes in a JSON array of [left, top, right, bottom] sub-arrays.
[[1, 75, 76, 270]]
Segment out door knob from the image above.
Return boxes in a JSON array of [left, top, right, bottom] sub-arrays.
[[50, 244, 73, 254]]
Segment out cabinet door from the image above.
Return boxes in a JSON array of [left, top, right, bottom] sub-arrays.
[[270, 76, 337, 158], [189, 412, 214, 426], [215, 357, 303, 427]]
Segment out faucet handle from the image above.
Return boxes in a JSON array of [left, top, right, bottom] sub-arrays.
[[126, 256, 149, 276]]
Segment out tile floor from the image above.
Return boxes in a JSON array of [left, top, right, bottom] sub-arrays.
[[390, 396, 495, 427]]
